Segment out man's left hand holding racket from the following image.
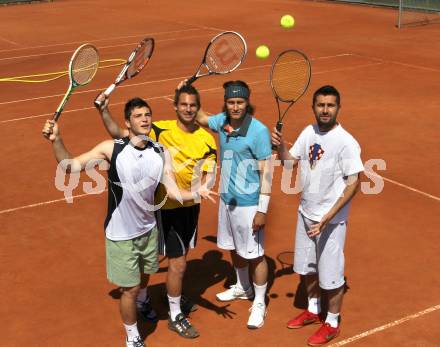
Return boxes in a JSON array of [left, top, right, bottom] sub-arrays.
[[94, 37, 154, 109], [43, 44, 99, 144]]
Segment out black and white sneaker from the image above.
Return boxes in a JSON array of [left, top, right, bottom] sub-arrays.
[[126, 336, 145, 347], [137, 297, 158, 323], [168, 313, 199, 339]]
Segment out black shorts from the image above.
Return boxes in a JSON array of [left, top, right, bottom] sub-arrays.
[[157, 204, 200, 258]]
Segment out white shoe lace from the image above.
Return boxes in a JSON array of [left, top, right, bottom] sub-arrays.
[[229, 284, 245, 294], [249, 302, 265, 313], [248, 302, 267, 323]]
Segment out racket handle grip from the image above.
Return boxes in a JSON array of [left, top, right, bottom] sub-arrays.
[[186, 75, 197, 85], [94, 84, 116, 107], [53, 111, 61, 121], [272, 121, 284, 151], [276, 121, 283, 131], [94, 99, 102, 108], [104, 84, 116, 96]]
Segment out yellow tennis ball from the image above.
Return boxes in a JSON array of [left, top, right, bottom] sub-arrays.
[[256, 45, 270, 59], [280, 14, 295, 29]]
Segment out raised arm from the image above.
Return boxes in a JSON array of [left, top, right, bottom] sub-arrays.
[[195, 108, 210, 128], [271, 126, 298, 167], [95, 92, 129, 138], [42, 119, 112, 173]]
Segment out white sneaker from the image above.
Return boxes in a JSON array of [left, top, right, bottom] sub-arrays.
[[216, 284, 254, 302], [247, 302, 267, 329], [126, 336, 145, 347]]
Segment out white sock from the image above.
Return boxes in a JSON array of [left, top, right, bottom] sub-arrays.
[[168, 294, 182, 321], [253, 282, 267, 305], [124, 322, 140, 340], [136, 288, 147, 307], [235, 266, 250, 289], [307, 297, 321, 315], [325, 311, 340, 328]]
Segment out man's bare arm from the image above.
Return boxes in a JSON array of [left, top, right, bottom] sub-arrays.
[[42, 119, 112, 173], [95, 92, 128, 138]]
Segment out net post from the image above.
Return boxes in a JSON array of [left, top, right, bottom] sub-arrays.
[[397, 0, 403, 28]]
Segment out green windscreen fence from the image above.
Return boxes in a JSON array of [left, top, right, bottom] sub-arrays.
[[397, 0, 440, 27], [1, 0, 52, 4], [329, 0, 396, 5], [322, 0, 440, 27]]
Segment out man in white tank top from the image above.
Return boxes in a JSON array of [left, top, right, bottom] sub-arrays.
[[42, 96, 216, 347]]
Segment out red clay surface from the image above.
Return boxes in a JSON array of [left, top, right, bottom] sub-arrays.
[[1, 0, 439, 346]]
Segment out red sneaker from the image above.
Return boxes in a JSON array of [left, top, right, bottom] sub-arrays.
[[287, 310, 320, 329], [307, 322, 340, 346]]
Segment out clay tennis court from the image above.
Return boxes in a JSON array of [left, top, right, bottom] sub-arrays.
[[1, 0, 439, 346]]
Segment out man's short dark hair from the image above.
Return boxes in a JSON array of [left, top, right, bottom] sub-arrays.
[[312, 85, 341, 106], [124, 98, 151, 120], [174, 84, 201, 110]]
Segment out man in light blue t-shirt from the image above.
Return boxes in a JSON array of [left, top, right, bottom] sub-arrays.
[[195, 80, 272, 330]]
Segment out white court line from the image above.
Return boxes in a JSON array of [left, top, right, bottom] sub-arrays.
[[0, 36, 20, 47], [313, 62, 384, 75], [329, 304, 440, 346], [0, 53, 357, 108], [0, 191, 104, 215], [0, 75, 190, 107], [0, 93, 182, 124], [0, 61, 383, 123], [351, 53, 440, 73], [236, 53, 354, 72], [165, 19, 228, 34], [0, 28, 205, 54], [0, 33, 218, 62], [0, 62, 385, 123], [0, 80, 268, 124], [367, 172, 440, 201]]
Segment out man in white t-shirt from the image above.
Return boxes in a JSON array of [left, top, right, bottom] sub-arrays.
[[271, 85, 364, 346]]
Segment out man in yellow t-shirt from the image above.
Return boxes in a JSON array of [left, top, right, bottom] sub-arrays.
[[97, 84, 216, 339]]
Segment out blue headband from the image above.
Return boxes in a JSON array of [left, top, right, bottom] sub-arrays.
[[224, 85, 250, 100]]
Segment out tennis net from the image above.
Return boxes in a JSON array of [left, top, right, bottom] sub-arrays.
[[397, 0, 440, 28]]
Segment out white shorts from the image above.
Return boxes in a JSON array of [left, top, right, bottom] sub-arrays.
[[217, 199, 264, 259], [293, 211, 346, 290]]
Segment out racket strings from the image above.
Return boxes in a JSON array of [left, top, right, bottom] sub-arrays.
[[71, 45, 99, 85], [206, 33, 246, 73], [272, 51, 311, 102], [127, 39, 154, 78]]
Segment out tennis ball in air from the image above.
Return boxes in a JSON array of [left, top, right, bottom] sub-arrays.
[[280, 14, 295, 29], [256, 45, 270, 59]]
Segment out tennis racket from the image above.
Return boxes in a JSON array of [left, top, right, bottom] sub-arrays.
[[270, 49, 311, 135], [94, 37, 154, 107], [186, 31, 247, 85], [53, 44, 99, 121], [275, 251, 294, 278]]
